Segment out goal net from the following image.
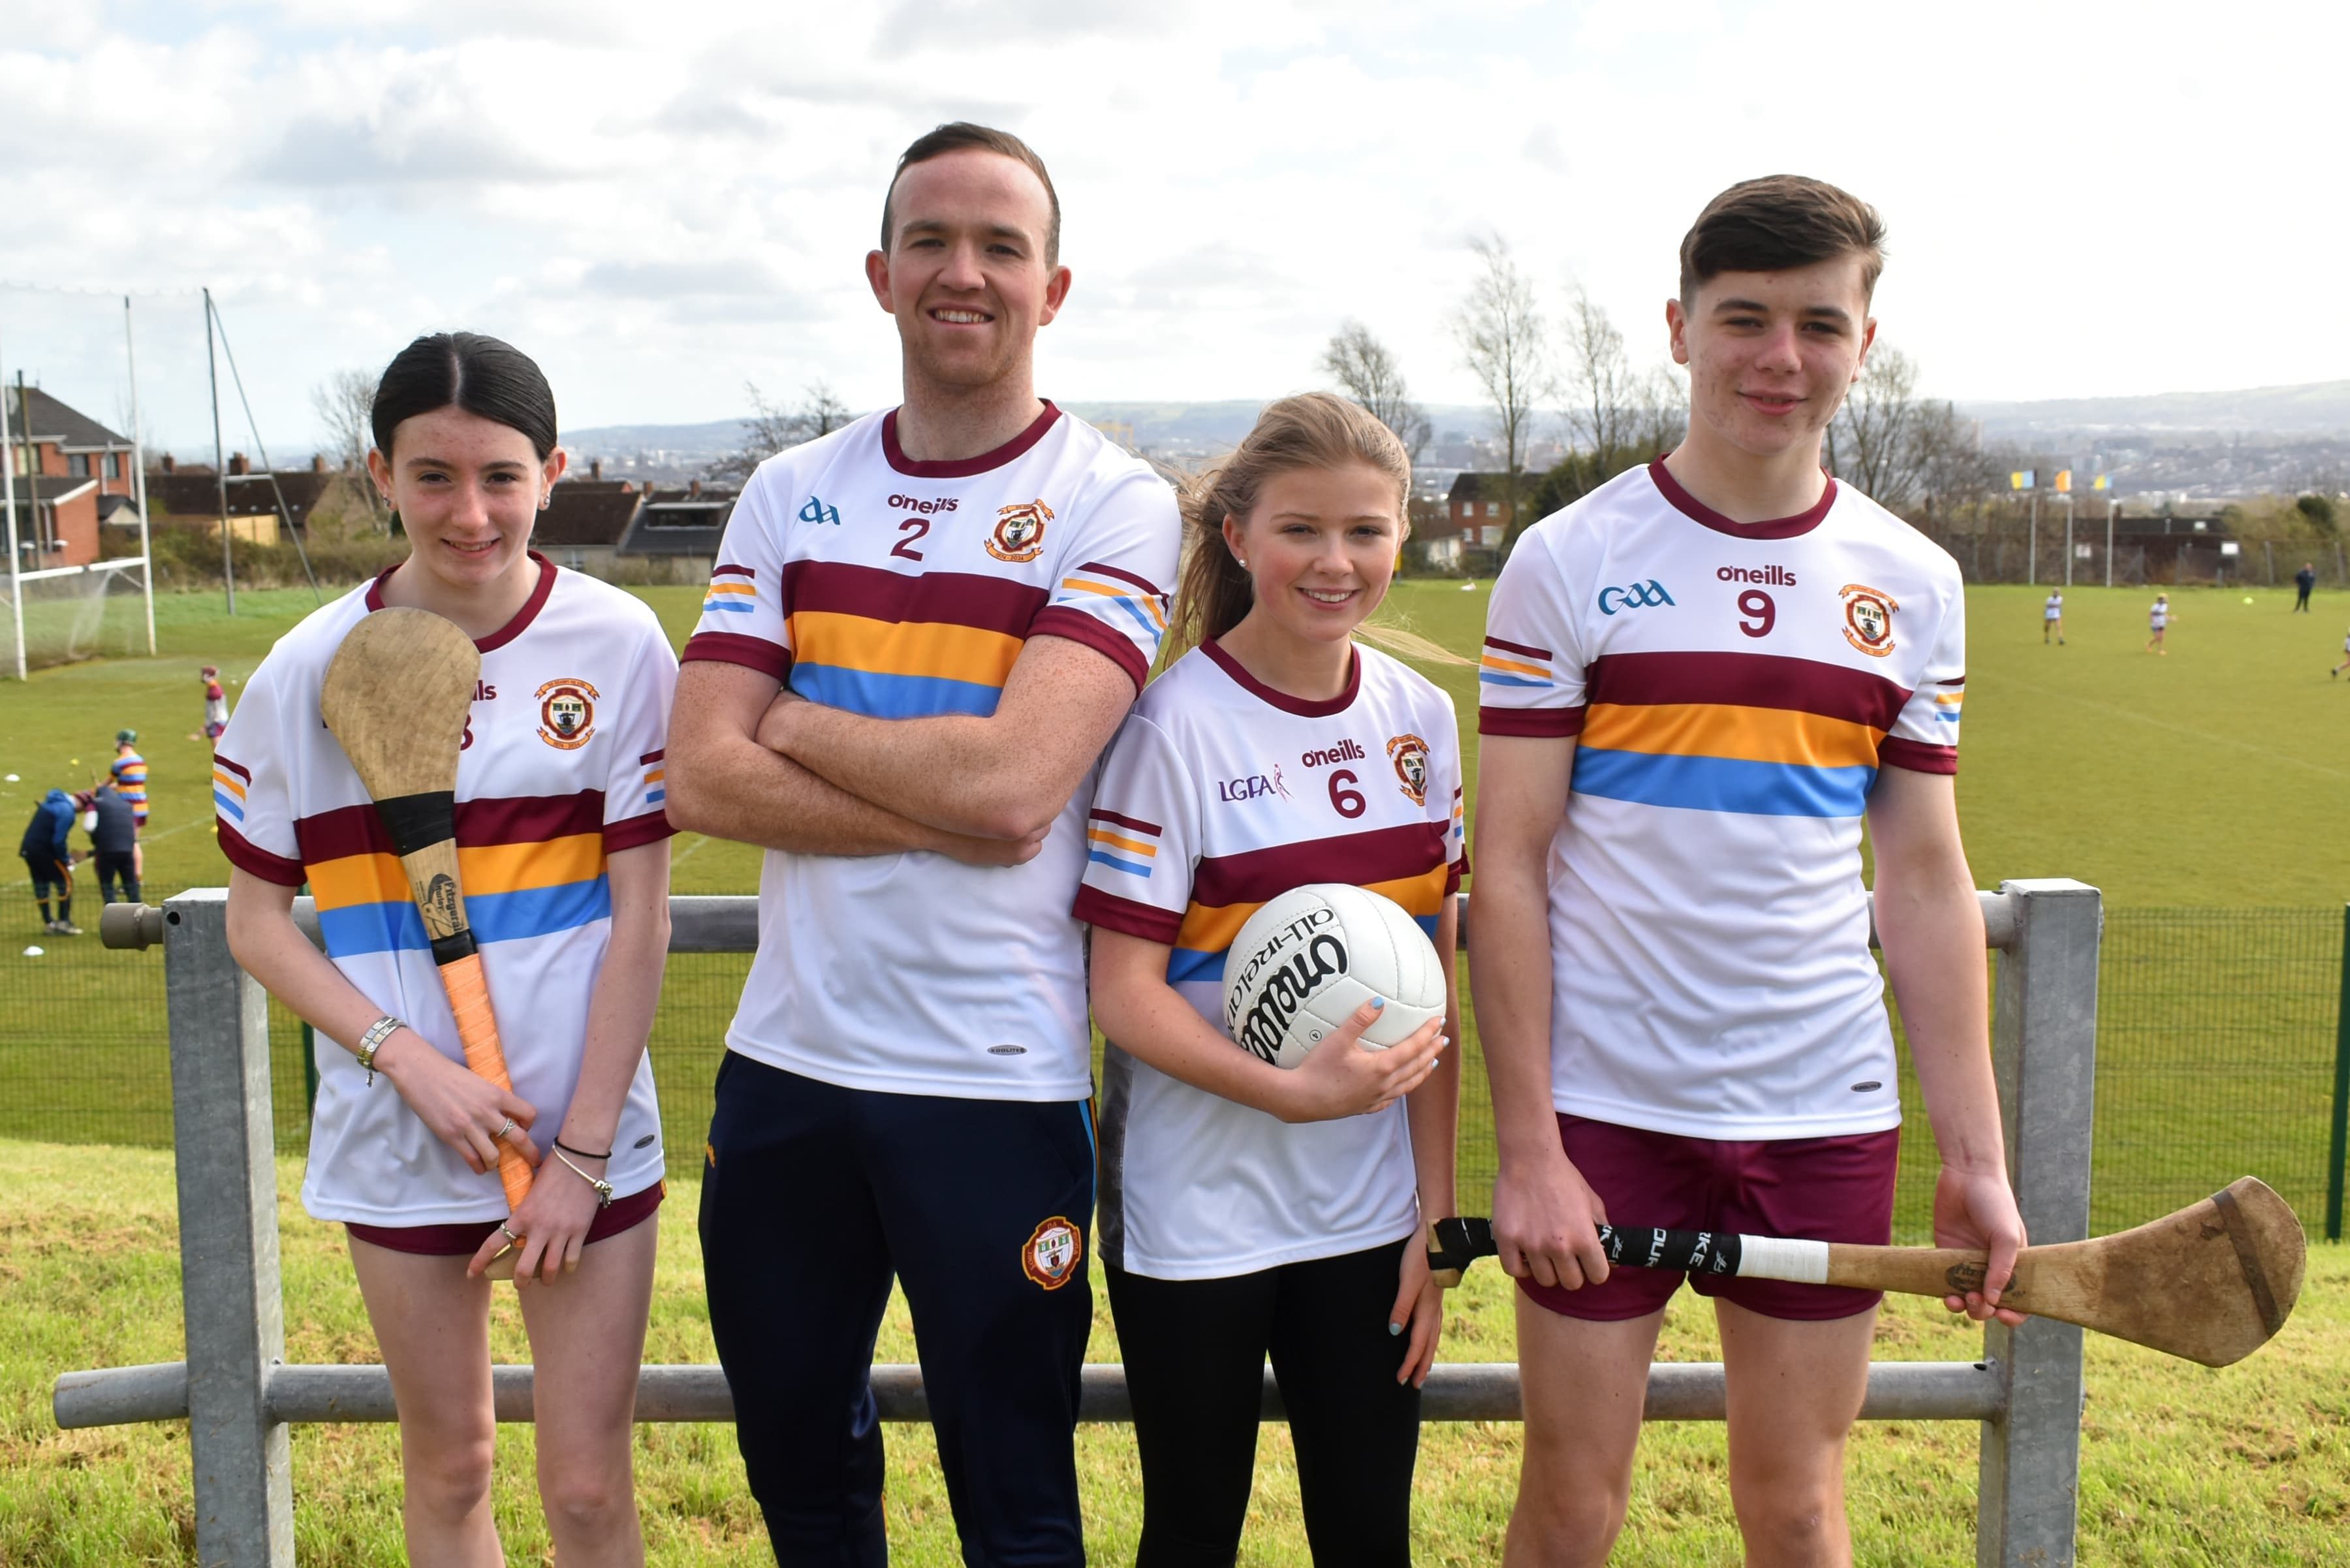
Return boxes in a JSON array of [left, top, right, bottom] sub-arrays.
[[1, 557, 151, 672]]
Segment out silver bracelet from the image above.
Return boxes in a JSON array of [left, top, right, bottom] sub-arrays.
[[550, 1145, 614, 1208], [354, 1015, 403, 1087]]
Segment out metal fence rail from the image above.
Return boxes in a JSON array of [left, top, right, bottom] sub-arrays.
[[54, 881, 2103, 1568], [7, 902, 2340, 1240]]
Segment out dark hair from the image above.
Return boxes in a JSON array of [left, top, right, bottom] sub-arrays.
[[880, 122, 1061, 268], [369, 332, 558, 460], [1678, 176, 1886, 306]]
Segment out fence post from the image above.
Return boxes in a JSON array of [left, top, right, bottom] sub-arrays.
[[1976, 878, 2100, 1568], [2327, 904, 2349, 1243], [164, 888, 293, 1567]]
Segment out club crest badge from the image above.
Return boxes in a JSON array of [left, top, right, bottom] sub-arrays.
[[987, 499, 1054, 563], [1386, 733, 1431, 805], [1838, 584, 1898, 657], [1022, 1215, 1084, 1290], [535, 678, 600, 749]]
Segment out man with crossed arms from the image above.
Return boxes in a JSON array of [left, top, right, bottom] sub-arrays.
[[666, 123, 1177, 1565]]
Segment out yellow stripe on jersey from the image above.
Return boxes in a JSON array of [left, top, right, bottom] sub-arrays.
[[704, 582, 756, 597], [1060, 576, 1168, 628], [212, 768, 247, 800], [307, 834, 609, 912], [1480, 653, 1550, 680], [1580, 702, 1883, 770], [787, 610, 1025, 687], [1087, 828, 1159, 858], [1172, 864, 1452, 956]]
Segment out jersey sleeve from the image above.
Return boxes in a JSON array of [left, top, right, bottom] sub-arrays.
[[680, 474, 792, 680], [1071, 712, 1200, 945], [212, 652, 306, 885], [1477, 531, 1588, 737], [1428, 690, 1470, 891], [1879, 586, 1964, 774], [603, 616, 682, 853], [1030, 469, 1180, 695]]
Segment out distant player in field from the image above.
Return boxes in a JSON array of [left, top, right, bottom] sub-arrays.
[[200, 665, 230, 740], [665, 123, 1179, 1563], [2295, 561, 2316, 612], [80, 782, 139, 905], [19, 787, 80, 935], [219, 333, 678, 1565], [108, 729, 147, 884], [1076, 394, 1462, 1565], [2146, 592, 2172, 653], [2043, 588, 2064, 644], [1472, 176, 2028, 1567]]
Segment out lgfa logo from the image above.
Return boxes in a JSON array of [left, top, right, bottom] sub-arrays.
[[1217, 764, 1291, 804], [1598, 580, 1675, 615], [798, 495, 842, 525]]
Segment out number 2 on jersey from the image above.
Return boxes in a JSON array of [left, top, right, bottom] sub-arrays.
[[892, 518, 929, 561], [1736, 589, 1775, 638]]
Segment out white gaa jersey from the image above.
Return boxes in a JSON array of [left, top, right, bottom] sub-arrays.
[[1074, 640, 1467, 1278], [1479, 461, 1965, 1140], [214, 557, 676, 1225], [2044, 593, 2063, 619], [2150, 600, 2170, 629], [684, 403, 1179, 1101]]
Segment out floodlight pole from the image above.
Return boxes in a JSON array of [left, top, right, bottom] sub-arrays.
[[0, 320, 22, 681], [204, 288, 235, 616], [2027, 491, 2038, 587], [2105, 494, 2114, 589], [125, 295, 155, 655], [2063, 495, 2074, 588]]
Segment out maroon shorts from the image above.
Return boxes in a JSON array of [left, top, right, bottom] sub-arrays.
[[1522, 1115, 1898, 1323], [347, 1180, 665, 1257]]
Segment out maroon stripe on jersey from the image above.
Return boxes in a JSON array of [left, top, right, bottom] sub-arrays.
[[882, 401, 1062, 478], [1649, 460, 1835, 540], [1479, 704, 1586, 738], [1089, 808, 1161, 836], [1073, 560, 1165, 595], [362, 552, 557, 651], [1073, 884, 1183, 945], [218, 820, 306, 886], [1202, 636, 1360, 717], [1937, 676, 1966, 687], [1031, 607, 1148, 693], [213, 755, 253, 783], [682, 631, 793, 679], [712, 563, 756, 579], [1483, 635, 1551, 661], [1584, 651, 1910, 729], [1878, 736, 1958, 775], [1191, 821, 1450, 908], [639, 749, 665, 765], [781, 559, 1048, 639], [604, 808, 678, 853], [294, 794, 611, 862]]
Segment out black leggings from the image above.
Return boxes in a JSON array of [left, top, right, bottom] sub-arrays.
[[1108, 1237, 1421, 1567]]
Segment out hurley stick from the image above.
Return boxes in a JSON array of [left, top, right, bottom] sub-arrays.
[[322, 608, 533, 1264], [1430, 1176, 2305, 1367]]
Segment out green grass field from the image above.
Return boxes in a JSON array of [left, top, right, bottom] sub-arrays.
[[1, 575, 2346, 1563]]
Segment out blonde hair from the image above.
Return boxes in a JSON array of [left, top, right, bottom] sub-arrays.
[[1167, 392, 1468, 668]]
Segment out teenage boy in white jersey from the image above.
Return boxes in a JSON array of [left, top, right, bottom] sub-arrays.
[[1471, 176, 2029, 1567], [665, 123, 1179, 1564]]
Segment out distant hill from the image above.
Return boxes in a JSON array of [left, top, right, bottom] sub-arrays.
[[1962, 381, 2350, 439]]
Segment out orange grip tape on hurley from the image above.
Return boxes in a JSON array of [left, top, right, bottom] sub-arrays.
[[439, 950, 533, 1212]]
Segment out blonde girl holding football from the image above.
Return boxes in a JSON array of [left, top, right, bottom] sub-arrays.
[[217, 333, 676, 1567], [1075, 392, 1464, 1566]]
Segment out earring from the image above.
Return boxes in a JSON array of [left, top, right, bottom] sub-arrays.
[[539, 494, 552, 511]]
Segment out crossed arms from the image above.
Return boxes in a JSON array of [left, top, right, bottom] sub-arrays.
[[662, 633, 1138, 864]]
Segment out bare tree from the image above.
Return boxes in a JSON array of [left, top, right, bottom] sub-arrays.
[[708, 380, 853, 482], [311, 368, 380, 522], [1321, 320, 1431, 463], [1632, 364, 1688, 456], [1560, 285, 1642, 471], [1452, 236, 1551, 546], [1831, 346, 1933, 507]]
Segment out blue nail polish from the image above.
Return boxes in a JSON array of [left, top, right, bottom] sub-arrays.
[[1370, 997, 1387, 1012], [1388, 1321, 1403, 1335]]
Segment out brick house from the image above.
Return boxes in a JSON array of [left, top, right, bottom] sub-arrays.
[[5, 386, 139, 570], [1444, 471, 1530, 550], [147, 453, 339, 545], [537, 477, 644, 576]]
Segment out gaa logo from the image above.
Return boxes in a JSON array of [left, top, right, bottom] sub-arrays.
[[987, 499, 1054, 563], [1597, 580, 1675, 615], [798, 495, 842, 525], [1838, 583, 1898, 656], [1022, 1215, 1083, 1290], [535, 677, 601, 749]]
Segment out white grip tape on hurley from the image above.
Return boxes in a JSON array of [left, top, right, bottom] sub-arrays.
[[1736, 1234, 1832, 1284]]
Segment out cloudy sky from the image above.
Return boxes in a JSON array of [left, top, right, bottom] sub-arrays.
[[4, 0, 2342, 455]]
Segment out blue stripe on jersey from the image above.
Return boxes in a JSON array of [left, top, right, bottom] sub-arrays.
[[790, 663, 1003, 720], [315, 877, 614, 958], [1087, 849, 1154, 877], [701, 598, 756, 614], [1102, 596, 1160, 638], [213, 789, 246, 822], [1571, 747, 1875, 819], [1478, 672, 1550, 688], [1164, 914, 1437, 990]]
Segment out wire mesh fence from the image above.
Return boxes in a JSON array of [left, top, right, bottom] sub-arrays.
[[1, 907, 2341, 1243]]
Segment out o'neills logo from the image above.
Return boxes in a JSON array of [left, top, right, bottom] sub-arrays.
[[1225, 907, 1349, 1065], [1300, 740, 1366, 768], [1717, 565, 1797, 586]]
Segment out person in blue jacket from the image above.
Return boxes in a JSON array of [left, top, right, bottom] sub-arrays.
[[18, 789, 82, 935]]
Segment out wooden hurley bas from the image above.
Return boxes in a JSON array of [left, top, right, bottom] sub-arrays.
[[1428, 1176, 2306, 1368], [322, 608, 533, 1279]]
